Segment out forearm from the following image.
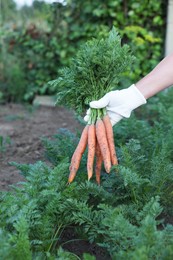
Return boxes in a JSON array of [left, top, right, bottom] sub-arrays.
[[135, 52, 173, 99]]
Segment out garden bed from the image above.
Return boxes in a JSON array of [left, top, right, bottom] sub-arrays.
[[0, 103, 111, 259], [0, 103, 82, 190]]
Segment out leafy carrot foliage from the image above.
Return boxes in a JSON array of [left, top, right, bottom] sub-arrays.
[[50, 28, 134, 115]]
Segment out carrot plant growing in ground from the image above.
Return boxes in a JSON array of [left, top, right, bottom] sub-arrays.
[[0, 137, 173, 259], [50, 27, 135, 184], [2, 91, 173, 258]]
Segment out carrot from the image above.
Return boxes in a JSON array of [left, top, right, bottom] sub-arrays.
[[103, 114, 118, 166], [96, 119, 111, 173], [68, 125, 89, 183], [95, 140, 102, 185], [87, 124, 96, 180]]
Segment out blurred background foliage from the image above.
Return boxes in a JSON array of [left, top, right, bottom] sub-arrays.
[[0, 0, 167, 103]]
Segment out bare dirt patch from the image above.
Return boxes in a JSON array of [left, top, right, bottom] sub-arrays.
[[0, 103, 82, 190]]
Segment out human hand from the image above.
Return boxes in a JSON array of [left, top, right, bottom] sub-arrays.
[[84, 84, 146, 126]]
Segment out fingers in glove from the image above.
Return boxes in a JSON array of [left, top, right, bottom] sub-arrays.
[[90, 94, 109, 109], [84, 108, 91, 122], [84, 115, 89, 122]]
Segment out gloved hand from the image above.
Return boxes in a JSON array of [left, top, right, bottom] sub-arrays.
[[84, 84, 147, 126]]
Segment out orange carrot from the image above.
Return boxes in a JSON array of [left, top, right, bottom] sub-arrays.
[[96, 119, 111, 173], [87, 124, 96, 180], [68, 125, 89, 183], [103, 114, 118, 166], [95, 140, 102, 185]]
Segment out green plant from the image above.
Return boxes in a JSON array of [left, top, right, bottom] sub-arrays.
[[120, 25, 163, 85], [1, 84, 173, 257], [0, 48, 27, 102], [52, 28, 134, 116], [0, 135, 11, 153], [1, 0, 166, 102], [5, 27, 60, 101], [50, 0, 166, 84], [0, 152, 172, 259]]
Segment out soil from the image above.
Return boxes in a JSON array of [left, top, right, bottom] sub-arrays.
[[0, 103, 82, 190], [61, 227, 111, 260]]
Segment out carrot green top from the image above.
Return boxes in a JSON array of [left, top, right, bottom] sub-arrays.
[[51, 27, 134, 116]]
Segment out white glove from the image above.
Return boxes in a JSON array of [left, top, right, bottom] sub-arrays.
[[84, 84, 147, 126]]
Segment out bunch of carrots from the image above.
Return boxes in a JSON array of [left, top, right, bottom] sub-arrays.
[[68, 108, 118, 184], [54, 29, 132, 184]]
